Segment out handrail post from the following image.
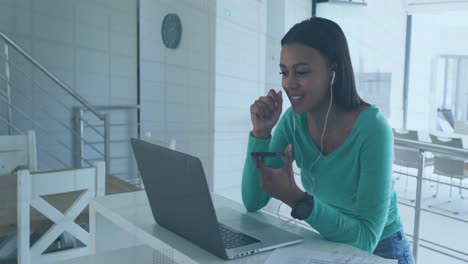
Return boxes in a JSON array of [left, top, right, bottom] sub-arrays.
[[73, 107, 84, 168], [104, 114, 110, 174], [413, 150, 426, 263], [3, 43, 12, 135]]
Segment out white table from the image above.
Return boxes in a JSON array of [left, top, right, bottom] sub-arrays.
[[55, 245, 175, 264], [83, 191, 392, 264]]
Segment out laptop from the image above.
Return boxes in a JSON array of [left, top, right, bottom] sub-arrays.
[[130, 138, 303, 260]]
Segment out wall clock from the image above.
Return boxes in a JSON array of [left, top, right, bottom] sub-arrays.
[[161, 14, 182, 49]]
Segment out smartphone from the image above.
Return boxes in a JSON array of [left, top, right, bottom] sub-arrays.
[[250, 151, 285, 159]]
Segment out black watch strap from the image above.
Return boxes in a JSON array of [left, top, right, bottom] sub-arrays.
[[290, 193, 314, 220]]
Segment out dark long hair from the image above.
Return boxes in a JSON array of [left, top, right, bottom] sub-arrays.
[[281, 17, 367, 110]]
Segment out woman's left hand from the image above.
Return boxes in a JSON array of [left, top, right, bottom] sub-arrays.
[[253, 144, 305, 207]]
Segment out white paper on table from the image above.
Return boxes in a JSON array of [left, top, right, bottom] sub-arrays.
[[264, 247, 397, 264]]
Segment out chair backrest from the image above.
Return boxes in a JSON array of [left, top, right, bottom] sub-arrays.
[[392, 129, 419, 167], [428, 134, 466, 178], [141, 132, 176, 150], [393, 129, 418, 140], [0, 130, 37, 176], [438, 108, 455, 127], [17, 162, 105, 264], [429, 134, 463, 148], [436, 109, 455, 133]]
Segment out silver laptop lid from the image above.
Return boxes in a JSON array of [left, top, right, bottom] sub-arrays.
[[130, 138, 227, 259]]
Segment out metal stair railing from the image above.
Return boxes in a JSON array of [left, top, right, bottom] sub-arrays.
[[73, 104, 140, 183], [0, 31, 109, 172]]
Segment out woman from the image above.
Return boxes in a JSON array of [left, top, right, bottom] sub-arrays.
[[242, 17, 414, 264]]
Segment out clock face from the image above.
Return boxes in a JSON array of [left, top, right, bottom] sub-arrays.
[[161, 14, 182, 49]]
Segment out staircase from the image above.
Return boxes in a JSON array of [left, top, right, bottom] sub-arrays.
[[0, 31, 138, 181]]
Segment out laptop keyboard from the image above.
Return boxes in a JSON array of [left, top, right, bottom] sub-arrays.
[[218, 223, 260, 249]]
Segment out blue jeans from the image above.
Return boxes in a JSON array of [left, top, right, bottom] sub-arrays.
[[373, 229, 415, 264]]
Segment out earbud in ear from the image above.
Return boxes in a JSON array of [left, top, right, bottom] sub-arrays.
[[331, 71, 336, 87]]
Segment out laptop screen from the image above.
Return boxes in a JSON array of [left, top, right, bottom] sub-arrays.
[[130, 138, 226, 257]]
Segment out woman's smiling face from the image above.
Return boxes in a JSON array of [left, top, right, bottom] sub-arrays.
[[280, 43, 333, 114]]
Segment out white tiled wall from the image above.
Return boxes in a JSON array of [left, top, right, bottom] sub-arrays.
[[213, 0, 311, 194], [0, 0, 137, 177], [139, 0, 216, 187]]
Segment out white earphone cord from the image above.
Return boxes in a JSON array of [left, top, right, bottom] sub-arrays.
[[276, 72, 334, 224]]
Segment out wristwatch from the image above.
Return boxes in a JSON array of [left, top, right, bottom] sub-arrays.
[[291, 193, 314, 220]]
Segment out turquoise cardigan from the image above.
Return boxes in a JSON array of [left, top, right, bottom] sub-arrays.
[[242, 106, 402, 252]]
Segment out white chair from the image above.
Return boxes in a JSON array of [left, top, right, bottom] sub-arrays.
[[0, 130, 37, 176], [437, 108, 455, 133], [392, 129, 433, 201], [428, 134, 468, 214], [17, 162, 105, 264], [393, 129, 419, 175]]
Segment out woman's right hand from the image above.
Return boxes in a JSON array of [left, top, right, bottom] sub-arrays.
[[250, 89, 283, 138]]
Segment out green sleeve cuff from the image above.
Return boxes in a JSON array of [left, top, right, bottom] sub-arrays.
[[305, 195, 325, 229]]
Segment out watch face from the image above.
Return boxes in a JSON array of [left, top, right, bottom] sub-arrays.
[[291, 194, 314, 220], [161, 14, 182, 49], [295, 202, 311, 219]]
